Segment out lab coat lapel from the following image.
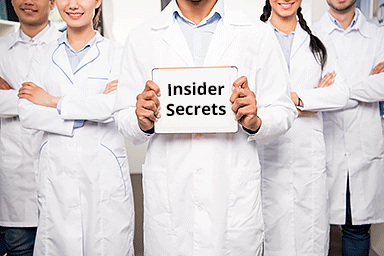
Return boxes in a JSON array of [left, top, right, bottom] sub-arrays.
[[73, 34, 102, 75], [290, 23, 307, 62], [204, 18, 238, 66], [162, 20, 194, 67], [52, 44, 74, 84]]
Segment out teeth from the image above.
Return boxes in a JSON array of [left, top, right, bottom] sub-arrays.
[[69, 13, 82, 17]]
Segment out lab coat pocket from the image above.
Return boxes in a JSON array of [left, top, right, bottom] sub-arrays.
[[36, 141, 49, 202], [226, 167, 263, 255], [225, 227, 263, 256], [237, 54, 254, 73], [87, 77, 109, 94], [100, 144, 129, 197], [142, 165, 170, 227], [142, 165, 174, 255], [227, 167, 261, 225], [322, 120, 334, 165], [0, 119, 22, 169], [359, 56, 375, 77], [359, 120, 384, 160]]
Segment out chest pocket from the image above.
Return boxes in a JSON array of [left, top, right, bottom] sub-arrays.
[[86, 76, 110, 94], [359, 55, 376, 76]]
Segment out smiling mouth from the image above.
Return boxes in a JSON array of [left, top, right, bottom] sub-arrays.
[[279, 2, 294, 8], [66, 12, 84, 18], [21, 8, 38, 13]]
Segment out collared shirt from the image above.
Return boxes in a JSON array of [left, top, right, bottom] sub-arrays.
[[57, 31, 97, 72], [327, 9, 359, 31], [56, 31, 97, 128], [173, 0, 223, 66], [268, 21, 295, 72], [19, 23, 52, 44]]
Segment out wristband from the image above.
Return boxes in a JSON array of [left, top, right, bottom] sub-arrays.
[[297, 97, 302, 107]]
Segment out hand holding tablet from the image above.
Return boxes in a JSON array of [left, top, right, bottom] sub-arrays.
[[153, 66, 239, 134]]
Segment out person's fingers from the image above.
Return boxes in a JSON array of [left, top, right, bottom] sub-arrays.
[[143, 80, 161, 96]]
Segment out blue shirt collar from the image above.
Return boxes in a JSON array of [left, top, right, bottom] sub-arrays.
[[173, 0, 223, 26], [19, 21, 53, 43], [327, 9, 359, 30], [58, 30, 97, 53], [268, 20, 295, 37]]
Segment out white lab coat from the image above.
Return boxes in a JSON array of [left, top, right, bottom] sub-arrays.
[[0, 24, 60, 227], [313, 9, 384, 225], [258, 23, 349, 256], [113, 1, 297, 255], [18, 32, 134, 255]]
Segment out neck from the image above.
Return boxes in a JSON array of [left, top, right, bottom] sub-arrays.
[[270, 14, 297, 35], [329, 4, 356, 30], [66, 25, 96, 52], [20, 20, 49, 39], [176, 0, 218, 25]]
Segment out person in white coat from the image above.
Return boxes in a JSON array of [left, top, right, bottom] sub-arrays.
[[313, 0, 384, 255], [113, 0, 297, 255], [0, 0, 59, 255], [258, 1, 349, 255], [17, 0, 135, 255]]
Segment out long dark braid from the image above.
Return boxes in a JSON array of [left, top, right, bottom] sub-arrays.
[[260, 0, 327, 69], [296, 7, 327, 69], [260, 0, 271, 22]]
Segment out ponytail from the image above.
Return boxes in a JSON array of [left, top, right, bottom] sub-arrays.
[[260, 0, 271, 22], [93, 3, 102, 30], [297, 7, 327, 69], [260, 1, 328, 69]]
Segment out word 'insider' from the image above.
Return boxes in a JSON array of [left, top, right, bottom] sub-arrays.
[[167, 82, 227, 116]]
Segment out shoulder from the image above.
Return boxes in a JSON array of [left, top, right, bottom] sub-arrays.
[[98, 35, 124, 52], [45, 25, 62, 43], [0, 32, 16, 52], [95, 36, 124, 65], [32, 40, 59, 64], [128, 13, 163, 40], [0, 32, 15, 45]]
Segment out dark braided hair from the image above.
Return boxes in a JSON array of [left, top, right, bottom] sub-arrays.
[[260, 0, 327, 69]]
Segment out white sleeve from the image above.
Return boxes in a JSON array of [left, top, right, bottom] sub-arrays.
[[349, 73, 384, 102], [0, 90, 18, 118], [349, 28, 384, 102], [248, 26, 297, 144], [113, 33, 154, 145], [18, 47, 74, 136], [296, 66, 349, 112], [0, 58, 18, 118]]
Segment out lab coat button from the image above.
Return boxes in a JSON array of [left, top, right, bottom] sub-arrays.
[[196, 168, 203, 173]]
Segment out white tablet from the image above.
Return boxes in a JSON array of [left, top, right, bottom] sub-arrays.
[[152, 66, 239, 134]]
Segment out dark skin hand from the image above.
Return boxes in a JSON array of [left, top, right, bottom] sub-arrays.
[[135, 80, 161, 132], [230, 76, 261, 132]]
